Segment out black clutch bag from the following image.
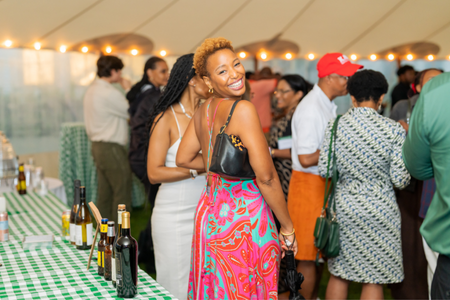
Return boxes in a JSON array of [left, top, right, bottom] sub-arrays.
[[209, 100, 256, 179]]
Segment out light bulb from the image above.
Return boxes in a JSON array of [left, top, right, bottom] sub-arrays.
[[4, 40, 12, 47], [370, 54, 377, 61], [427, 54, 434, 61], [105, 46, 112, 54], [387, 54, 395, 61], [131, 49, 138, 56], [239, 52, 246, 59], [285, 53, 292, 60], [34, 42, 41, 50], [308, 53, 315, 60], [160, 50, 167, 57], [260, 52, 267, 60], [81, 46, 88, 53], [350, 54, 357, 61], [406, 54, 413, 61], [59, 45, 67, 53]]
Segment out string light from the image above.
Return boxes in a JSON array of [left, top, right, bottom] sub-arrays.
[[427, 54, 434, 61], [387, 54, 395, 61], [160, 50, 167, 57], [285, 53, 292, 60], [81, 46, 88, 53], [4, 40, 12, 47], [105, 46, 112, 53], [308, 53, 315, 60], [34, 42, 41, 50], [131, 49, 138, 56], [350, 54, 357, 61], [370, 54, 377, 61], [260, 52, 267, 60], [59, 45, 66, 53], [406, 54, 413, 61], [239, 51, 246, 58]]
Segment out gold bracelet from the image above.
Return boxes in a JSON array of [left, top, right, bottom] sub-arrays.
[[280, 228, 295, 236]]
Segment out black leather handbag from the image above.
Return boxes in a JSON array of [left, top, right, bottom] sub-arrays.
[[209, 100, 256, 179]]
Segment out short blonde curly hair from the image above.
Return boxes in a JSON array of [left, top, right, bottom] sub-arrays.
[[193, 37, 234, 77]]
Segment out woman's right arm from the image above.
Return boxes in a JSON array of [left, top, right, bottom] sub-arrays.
[[147, 112, 192, 184], [234, 101, 297, 254], [390, 123, 411, 189]]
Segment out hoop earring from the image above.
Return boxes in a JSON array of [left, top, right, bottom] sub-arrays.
[[209, 87, 214, 94]]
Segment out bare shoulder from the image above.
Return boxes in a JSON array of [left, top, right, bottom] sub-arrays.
[[233, 100, 257, 118], [152, 109, 173, 131]]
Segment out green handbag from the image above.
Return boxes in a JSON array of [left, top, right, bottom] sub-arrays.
[[313, 115, 341, 263]]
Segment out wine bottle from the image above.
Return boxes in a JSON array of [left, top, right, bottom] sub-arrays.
[[115, 212, 138, 298], [112, 204, 126, 287], [75, 187, 93, 250], [98, 218, 108, 276], [70, 180, 81, 246], [104, 221, 115, 281]]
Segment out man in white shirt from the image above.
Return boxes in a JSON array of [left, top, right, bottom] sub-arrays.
[[83, 55, 132, 224], [288, 53, 363, 299]]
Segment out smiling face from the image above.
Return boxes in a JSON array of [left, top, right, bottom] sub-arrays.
[[275, 79, 303, 110], [203, 49, 246, 99]]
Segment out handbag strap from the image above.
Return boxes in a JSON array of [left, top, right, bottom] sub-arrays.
[[219, 100, 241, 134], [206, 98, 224, 173], [322, 115, 342, 211]]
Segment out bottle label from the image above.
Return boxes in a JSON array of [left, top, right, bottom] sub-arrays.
[[101, 224, 108, 233], [102, 251, 105, 268], [0, 220, 8, 230], [75, 225, 82, 245], [86, 223, 93, 246], [112, 257, 116, 281], [69, 223, 75, 242], [98, 251, 101, 266], [20, 181, 26, 190], [116, 252, 122, 287], [118, 212, 122, 225]]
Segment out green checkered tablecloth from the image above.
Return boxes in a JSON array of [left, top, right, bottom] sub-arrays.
[[0, 191, 175, 300], [59, 122, 145, 207]]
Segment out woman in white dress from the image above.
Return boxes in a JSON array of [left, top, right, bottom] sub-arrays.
[[147, 54, 209, 299]]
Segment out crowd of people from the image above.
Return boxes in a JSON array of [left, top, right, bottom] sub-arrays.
[[82, 37, 449, 299]]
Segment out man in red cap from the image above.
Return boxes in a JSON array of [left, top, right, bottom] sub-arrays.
[[287, 53, 362, 299]]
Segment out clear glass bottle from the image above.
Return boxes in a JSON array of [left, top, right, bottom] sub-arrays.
[[69, 180, 81, 245], [75, 187, 93, 250]]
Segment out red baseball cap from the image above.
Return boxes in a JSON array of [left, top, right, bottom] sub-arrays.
[[317, 53, 363, 78]]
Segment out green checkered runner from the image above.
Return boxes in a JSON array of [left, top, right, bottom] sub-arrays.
[[0, 191, 175, 300], [59, 123, 146, 207]]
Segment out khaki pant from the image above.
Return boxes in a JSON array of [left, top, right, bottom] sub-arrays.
[[91, 141, 132, 224]]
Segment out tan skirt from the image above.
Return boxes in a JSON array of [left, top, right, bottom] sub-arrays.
[[287, 170, 326, 261]]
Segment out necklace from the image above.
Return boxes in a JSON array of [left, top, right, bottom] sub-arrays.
[[178, 102, 192, 119]]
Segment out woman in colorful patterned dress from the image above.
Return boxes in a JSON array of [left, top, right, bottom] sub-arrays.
[[177, 37, 298, 300], [318, 70, 411, 299]]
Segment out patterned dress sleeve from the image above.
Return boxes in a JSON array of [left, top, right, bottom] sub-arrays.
[[318, 118, 335, 178], [390, 123, 411, 189]]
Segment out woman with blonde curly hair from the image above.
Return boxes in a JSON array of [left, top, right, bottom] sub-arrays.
[[177, 37, 297, 299]]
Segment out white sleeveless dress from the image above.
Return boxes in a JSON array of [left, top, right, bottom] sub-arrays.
[[151, 106, 206, 300]]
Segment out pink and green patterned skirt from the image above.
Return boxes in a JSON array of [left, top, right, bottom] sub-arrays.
[[188, 174, 281, 300]]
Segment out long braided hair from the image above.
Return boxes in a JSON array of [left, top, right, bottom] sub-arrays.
[[126, 56, 166, 103], [146, 53, 196, 144]]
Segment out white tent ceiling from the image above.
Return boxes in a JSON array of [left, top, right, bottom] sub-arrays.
[[1, 0, 450, 59]]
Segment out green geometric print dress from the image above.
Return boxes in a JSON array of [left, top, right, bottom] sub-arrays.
[[318, 107, 411, 284]]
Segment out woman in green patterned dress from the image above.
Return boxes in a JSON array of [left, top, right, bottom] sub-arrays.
[[318, 70, 411, 299]]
